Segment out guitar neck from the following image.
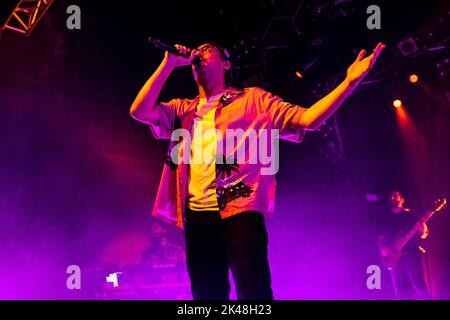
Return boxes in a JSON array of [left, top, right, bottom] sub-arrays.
[[397, 210, 433, 251]]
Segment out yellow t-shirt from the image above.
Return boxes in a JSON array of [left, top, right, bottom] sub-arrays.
[[187, 91, 224, 211]]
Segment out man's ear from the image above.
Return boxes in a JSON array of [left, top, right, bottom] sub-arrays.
[[224, 60, 231, 71]]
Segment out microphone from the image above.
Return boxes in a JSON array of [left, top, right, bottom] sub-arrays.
[[147, 36, 201, 65]]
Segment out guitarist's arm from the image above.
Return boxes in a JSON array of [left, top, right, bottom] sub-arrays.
[[377, 235, 394, 257], [420, 223, 430, 239], [411, 210, 430, 240]]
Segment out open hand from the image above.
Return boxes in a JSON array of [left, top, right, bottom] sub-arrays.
[[346, 42, 386, 86]]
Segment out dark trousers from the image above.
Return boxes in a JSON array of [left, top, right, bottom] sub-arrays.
[[390, 252, 431, 299], [184, 208, 273, 300]]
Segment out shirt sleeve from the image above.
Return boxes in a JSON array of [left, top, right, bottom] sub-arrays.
[[148, 98, 185, 140], [258, 88, 307, 143]]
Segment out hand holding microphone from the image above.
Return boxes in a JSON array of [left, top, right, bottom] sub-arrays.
[[148, 36, 201, 68], [166, 44, 200, 68]]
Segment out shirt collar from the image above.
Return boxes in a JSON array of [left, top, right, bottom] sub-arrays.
[[199, 90, 226, 103]]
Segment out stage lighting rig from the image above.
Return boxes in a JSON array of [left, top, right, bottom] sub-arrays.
[[0, 0, 55, 36]]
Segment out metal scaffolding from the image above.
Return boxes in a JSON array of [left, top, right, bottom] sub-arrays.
[[1, 0, 54, 36]]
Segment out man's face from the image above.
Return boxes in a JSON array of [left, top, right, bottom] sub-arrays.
[[389, 191, 405, 212], [192, 44, 229, 82], [150, 222, 163, 237]]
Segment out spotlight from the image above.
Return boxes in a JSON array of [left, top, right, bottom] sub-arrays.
[[393, 99, 403, 108], [409, 74, 419, 83]]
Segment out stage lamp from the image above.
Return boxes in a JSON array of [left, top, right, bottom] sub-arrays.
[[393, 99, 403, 108], [295, 70, 303, 78], [409, 74, 419, 83]]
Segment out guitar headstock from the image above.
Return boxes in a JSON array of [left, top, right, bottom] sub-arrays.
[[434, 197, 447, 213]]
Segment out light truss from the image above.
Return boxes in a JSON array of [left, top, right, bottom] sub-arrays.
[[1, 0, 55, 36]]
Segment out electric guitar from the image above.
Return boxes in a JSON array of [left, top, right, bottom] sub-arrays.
[[216, 179, 254, 210], [379, 197, 447, 270]]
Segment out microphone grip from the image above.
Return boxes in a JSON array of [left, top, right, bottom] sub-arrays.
[[147, 36, 200, 65]]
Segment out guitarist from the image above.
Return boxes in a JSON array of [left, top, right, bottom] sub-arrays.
[[378, 191, 431, 299]]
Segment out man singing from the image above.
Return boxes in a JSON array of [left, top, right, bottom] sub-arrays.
[[130, 40, 385, 300]]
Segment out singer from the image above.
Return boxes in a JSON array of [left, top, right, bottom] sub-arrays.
[[130, 40, 385, 300]]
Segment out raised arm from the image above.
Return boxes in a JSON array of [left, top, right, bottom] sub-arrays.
[[130, 45, 198, 124], [300, 42, 386, 130]]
